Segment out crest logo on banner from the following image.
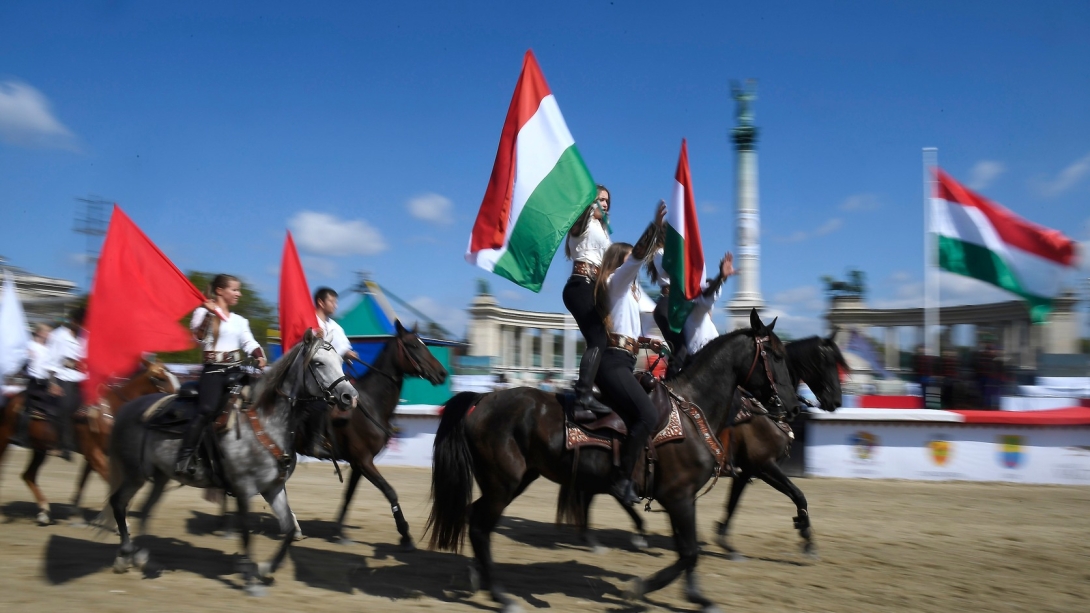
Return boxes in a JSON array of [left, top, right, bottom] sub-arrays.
[[849, 431, 879, 461], [998, 435, 1025, 469], [928, 438, 952, 466]]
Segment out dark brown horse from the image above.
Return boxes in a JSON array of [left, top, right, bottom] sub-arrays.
[[0, 359, 177, 525], [328, 321, 448, 547], [712, 333, 846, 559], [427, 311, 798, 612]]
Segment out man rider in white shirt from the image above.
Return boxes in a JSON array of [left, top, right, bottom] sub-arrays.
[[46, 308, 87, 461], [313, 287, 358, 361]]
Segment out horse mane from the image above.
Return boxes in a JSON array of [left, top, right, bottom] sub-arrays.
[[253, 341, 308, 409]]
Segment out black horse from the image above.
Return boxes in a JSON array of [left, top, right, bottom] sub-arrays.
[[712, 332, 846, 558], [579, 332, 847, 556], [426, 310, 798, 612], [329, 321, 448, 547]]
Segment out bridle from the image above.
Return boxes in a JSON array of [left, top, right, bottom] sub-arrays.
[[346, 333, 433, 384], [741, 334, 785, 412], [286, 340, 352, 407]]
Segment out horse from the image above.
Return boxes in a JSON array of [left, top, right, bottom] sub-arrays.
[[427, 310, 799, 612], [575, 332, 847, 555], [328, 321, 449, 548], [0, 359, 178, 525], [101, 330, 357, 594], [712, 332, 847, 559]]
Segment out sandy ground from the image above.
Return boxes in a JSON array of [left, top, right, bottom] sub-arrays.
[[0, 446, 1087, 612]]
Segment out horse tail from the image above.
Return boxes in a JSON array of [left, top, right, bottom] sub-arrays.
[[555, 476, 587, 527], [425, 391, 482, 552]]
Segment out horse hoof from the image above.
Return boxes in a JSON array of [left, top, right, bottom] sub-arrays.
[[36, 511, 52, 526], [257, 562, 276, 584], [69, 519, 87, 529], [399, 537, 416, 552], [623, 577, 646, 601], [336, 536, 354, 547], [630, 534, 648, 550], [244, 584, 268, 597], [499, 602, 523, 613], [727, 551, 747, 562], [133, 549, 150, 571], [715, 533, 729, 550], [113, 556, 131, 574], [703, 605, 724, 613], [291, 530, 306, 542], [221, 529, 238, 540]]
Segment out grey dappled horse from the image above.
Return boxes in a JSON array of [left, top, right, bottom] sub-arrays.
[[101, 330, 357, 594]]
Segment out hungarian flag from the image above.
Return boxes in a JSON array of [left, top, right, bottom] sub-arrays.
[[83, 206, 207, 399], [278, 231, 318, 351], [662, 139, 706, 333], [466, 50, 596, 292], [931, 168, 1078, 322]]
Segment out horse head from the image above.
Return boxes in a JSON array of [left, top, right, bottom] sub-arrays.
[[392, 320, 448, 385], [300, 328, 359, 410], [785, 331, 847, 413], [746, 309, 800, 417], [142, 359, 179, 394]]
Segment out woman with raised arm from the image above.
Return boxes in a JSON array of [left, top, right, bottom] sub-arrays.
[[175, 274, 266, 476], [593, 202, 666, 506], [562, 185, 614, 420]]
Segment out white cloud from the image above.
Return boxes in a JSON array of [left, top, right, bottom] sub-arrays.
[[872, 272, 1019, 309], [0, 80, 77, 149], [289, 211, 387, 256], [1036, 152, 1090, 197], [777, 217, 843, 243], [759, 306, 824, 339], [967, 160, 1005, 190], [301, 255, 336, 278], [499, 289, 523, 302], [407, 295, 469, 337], [839, 193, 881, 212], [700, 202, 720, 215], [407, 193, 454, 225]]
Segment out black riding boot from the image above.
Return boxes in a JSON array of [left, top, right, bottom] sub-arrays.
[[610, 433, 644, 506], [572, 347, 611, 421], [174, 413, 211, 476]]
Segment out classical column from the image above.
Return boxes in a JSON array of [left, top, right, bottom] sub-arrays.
[[884, 327, 899, 371], [520, 328, 534, 369], [502, 326, 516, 367], [563, 317, 577, 379], [726, 79, 766, 330], [541, 329, 554, 372]]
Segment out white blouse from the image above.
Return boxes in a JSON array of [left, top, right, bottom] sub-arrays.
[[567, 218, 611, 268], [684, 280, 725, 355], [605, 255, 648, 341], [191, 307, 261, 355], [46, 326, 86, 382]]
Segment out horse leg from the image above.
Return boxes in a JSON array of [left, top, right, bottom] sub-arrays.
[[69, 460, 93, 511], [256, 486, 295, 584], [21, 449, 51, 525], [629, 496, 715, 612], [715, 469, 752, 559], [758, 462, 816, 558], [333, 467, 362, 545], [136, 470, 171, 538], [233, 494, 264, 596], [357, 458, 414, 550], [469, 476, 530, 613], [110, 476, 145, 573], [623, 498, 648, 550], [580, 493, 603, 554]]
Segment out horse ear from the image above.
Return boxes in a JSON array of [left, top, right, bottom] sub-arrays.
[[827, 326, 839, 342], [766, 317, 778, 333], [749, 308, 764, 332], [395, 319, 406, 334], [140, 355, 155, 368], [412, 322, 419, 333], [303, 328, 316, 344]]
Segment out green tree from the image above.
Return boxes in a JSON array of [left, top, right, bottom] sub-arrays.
[[158, 272, 276, 364]]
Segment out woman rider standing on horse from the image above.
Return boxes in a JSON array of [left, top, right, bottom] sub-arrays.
[[677, 252, 735, 370], [562, 185, 614, 420], [175, 274, 266, 476], [595, 202, 667, 506]]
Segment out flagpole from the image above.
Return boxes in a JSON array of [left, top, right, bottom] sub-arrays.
[[923, 147, 939, 357]]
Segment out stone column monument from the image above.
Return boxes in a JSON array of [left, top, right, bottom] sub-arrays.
[[726, 79, 766, 329]]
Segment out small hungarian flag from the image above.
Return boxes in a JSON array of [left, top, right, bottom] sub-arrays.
[[931, 168, 1078, 322], [278, 231, 318, 351], [466, 50, 597, 292], [662, 139, 706, 333]]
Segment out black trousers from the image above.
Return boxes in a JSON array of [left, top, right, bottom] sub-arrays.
[[595, 349, 658, 479], [562, 275, 607, 352], [54, 380, 82, 452], [197, 364, 238, 418]]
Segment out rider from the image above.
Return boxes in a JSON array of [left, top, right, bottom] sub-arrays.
[[46, 308, 86, 461], [679, 252, 736, 368], [16, 324, 52, 447], [594, 202, 666, 506], [646, 240, 687, 377], [562, 185, 613, 420], [313, 287, 358, 361], [174, 274, 266, 476]]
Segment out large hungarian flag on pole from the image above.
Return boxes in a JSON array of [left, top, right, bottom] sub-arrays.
[[466, 50, 596, 292], [83, 206, 207, 399], [662, 139, 706, 333], [278, 231, 318, 351], [930, 168, 1078, 323]]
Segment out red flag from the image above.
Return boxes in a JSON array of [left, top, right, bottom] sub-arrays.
[[278, 231, 317, 351], [83, 206, 207, 399]]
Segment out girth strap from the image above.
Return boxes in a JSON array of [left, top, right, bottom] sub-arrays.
[[243, 405, 291, 483]]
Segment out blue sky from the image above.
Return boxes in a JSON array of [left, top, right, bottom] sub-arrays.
[[2, 1, 1088, 339]]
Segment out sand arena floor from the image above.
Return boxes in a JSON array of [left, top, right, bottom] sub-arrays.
[[0, 446, 1087, 612]]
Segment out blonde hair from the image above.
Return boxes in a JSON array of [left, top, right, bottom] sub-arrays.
[[593, 242, 633, 330]]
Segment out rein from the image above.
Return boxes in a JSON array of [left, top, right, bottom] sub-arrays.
[[741, 335, 784, 411]]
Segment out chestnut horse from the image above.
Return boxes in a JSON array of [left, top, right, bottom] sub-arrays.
[[0, 359, 178, 525]]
